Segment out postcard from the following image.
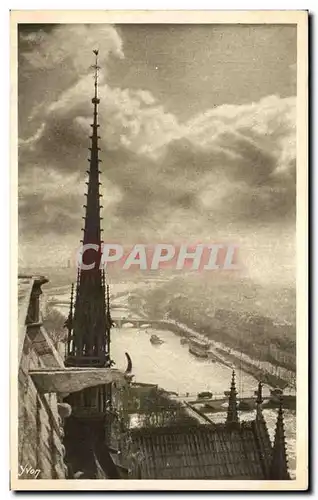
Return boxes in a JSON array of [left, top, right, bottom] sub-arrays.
[[10, 10, 308, 491]]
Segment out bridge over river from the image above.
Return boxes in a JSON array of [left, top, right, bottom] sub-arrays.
[[47, 299, 166, 328], [186, 393, 295, 413], [128, 392, 295, 416]]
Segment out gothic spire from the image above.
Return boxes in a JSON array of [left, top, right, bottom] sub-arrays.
[[255, 380, 265, 420], [102, 267, 106, 293], [81, 48, 103, 254], [65, 50, 110, 368], [64, 283, 74, 334], [106, 283, 113, 327], [255, 381, 268, 428], [226, 370, 239, 424], [253, 380, 273, 477], [76, 267, 80, 300], [270, 397, 290, 480], [256, 380, 263, 406]]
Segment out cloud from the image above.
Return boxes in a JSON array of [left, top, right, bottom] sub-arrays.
[[19, 90, 296, 243], [19, 165, 123, 240], [20, 24, 124, 71], [19, 75, 182, 167], [18, 25, 296, 285], [18, 24, 125, 140], [174, 95, 296, 224]]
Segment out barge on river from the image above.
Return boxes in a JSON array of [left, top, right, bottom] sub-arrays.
[[150, 334, 164, 345], [188, 337, 211, 358]]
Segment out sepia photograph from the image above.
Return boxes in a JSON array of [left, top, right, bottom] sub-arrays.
[[11, 10, 308, 490]]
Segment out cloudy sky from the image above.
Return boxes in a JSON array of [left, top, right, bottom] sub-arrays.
[[18, 23, 296, 285]]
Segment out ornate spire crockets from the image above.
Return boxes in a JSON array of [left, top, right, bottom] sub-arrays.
[[102, 267, 106, 293], [65, 50, 110, 368], [270, 397, 290, 480], [76, 267, 80, 300], [64, 283, 74, 334], [106, 283, 114, 328], [256, 380, 265, 420], [256, 380, 263, 406], [226, 370, 239, 424], [255, 381, 269, 427], [82, 49, 103, 252], [253, 380, 273, 478], [101, 270, 113, 329]]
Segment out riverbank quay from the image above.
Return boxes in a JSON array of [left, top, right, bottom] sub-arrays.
[[141, 317, 296, 392]]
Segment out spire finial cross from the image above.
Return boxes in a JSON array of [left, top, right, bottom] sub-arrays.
[[92, 49, 100, 100]]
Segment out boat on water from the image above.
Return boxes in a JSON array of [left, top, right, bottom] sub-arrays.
[[269, 387, 284, 400], [188, 337, 211, 358], [197, 391, 213, 399], [150, 334, 164, 345], [189, 344, 209, 359]]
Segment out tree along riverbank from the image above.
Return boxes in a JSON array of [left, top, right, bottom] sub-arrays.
[[137, 317, 295, 391], [131, 276, 295, 369]]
